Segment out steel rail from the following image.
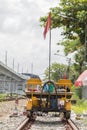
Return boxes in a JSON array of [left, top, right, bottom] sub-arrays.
[[16, 118, 29, 130], [67, 119, 80, 130]]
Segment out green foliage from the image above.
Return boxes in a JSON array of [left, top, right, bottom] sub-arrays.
[[71, 86, 87, 114], [72, 85, 82, 99], [0, 94, 7, 101], [73, 46, 87, 75], [61, 38, 81, 55], [44, 62, 76, 82], [40, 0, 87, 44], [72, 105, 84, 114], [72, 99, 87, 114], [40, 0, 87, 79], [44, 62, 67, 81], [72, 85, 79, 100], [76, 87, 82, 99]]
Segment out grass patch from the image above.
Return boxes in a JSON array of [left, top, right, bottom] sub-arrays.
[[0, 94, 7, 101], [0, 93, 21, 101], [72, 99, 87, 114]]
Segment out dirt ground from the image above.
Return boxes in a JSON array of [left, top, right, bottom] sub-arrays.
[[0, 99, 27, 121]]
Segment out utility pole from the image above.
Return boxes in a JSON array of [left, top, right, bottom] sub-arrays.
[[17, 63, 19, 73], [31, 62, 33, 74], [66, 58, 71, 79], [85, 23, 87, 62], [13, 58, 14, 70], [22, 68, 23, 73], [5, 51, 7, 66]]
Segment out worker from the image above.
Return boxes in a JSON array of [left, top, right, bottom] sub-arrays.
[[43, 84, 49, 92], [48, 83, 54, 92]]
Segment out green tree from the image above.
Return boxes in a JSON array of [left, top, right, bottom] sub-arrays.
[[40, 0, 87, 76], [40, 0, 87, 45], [44, 63, 67, 81], [44, 62, 75, 82]]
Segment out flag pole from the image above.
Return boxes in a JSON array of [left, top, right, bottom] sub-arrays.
[[43, 12, 51, 80], [49, 27, 51, 81]]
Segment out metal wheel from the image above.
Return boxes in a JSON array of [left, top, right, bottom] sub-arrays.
[[64, 111, 71, 119]]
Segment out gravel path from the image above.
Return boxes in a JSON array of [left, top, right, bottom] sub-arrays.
[[71, 111, 87, 130], [0, 99, 87, 130], [30, 115, 65, 130], [0, 98, 27, 130], [0, 99, 26, 119]]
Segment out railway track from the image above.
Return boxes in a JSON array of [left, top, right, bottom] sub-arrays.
[[65, 119, 80, 130], [16, 118, 29, 130], [16, 115, 36, 130], [16, 114, 80, 130]]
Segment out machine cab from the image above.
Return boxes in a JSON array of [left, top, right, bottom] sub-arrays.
[[25, 78, 42, 93]]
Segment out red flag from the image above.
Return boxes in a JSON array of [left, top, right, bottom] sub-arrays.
[[43, 12, 51, 39], [63, 74, 67, 79]]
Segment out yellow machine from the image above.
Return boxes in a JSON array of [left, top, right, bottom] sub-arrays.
[[25, 78, 42, 93], [25, 78, 73, 119], [56, 79, 72, 119], [25, 78, 42, 113]]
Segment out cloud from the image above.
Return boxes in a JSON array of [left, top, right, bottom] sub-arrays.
[[0, 0, 64, 79], [0, 0, 42, 34]]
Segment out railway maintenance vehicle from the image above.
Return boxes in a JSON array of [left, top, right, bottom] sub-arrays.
[[25, 78, 73, 119]]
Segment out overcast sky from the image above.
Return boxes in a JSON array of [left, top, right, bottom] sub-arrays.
[[0, 0, 67, 79]]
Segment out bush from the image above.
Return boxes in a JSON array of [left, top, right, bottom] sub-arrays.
[[0, 94, 7, 101], [72, 99, 87, 114], [72, 85, 82, 99]]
